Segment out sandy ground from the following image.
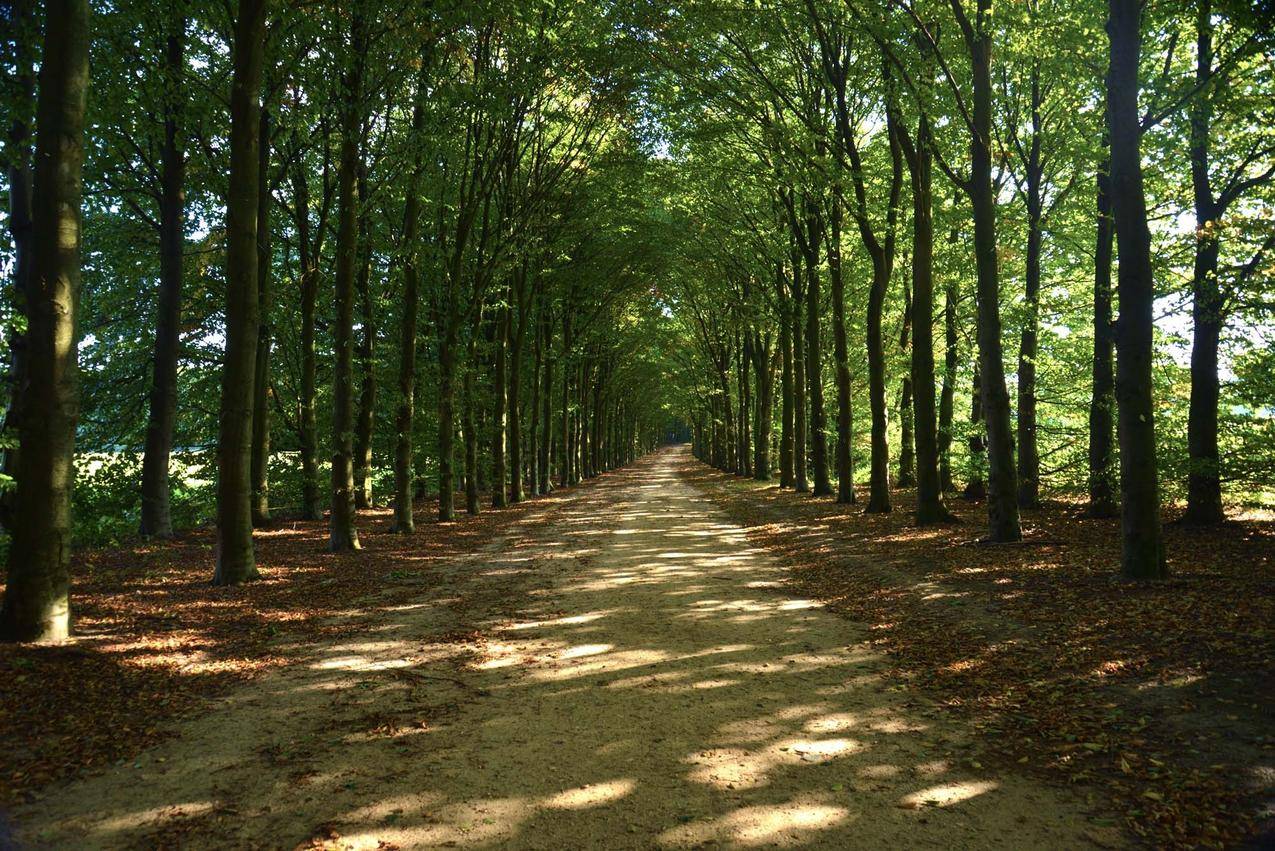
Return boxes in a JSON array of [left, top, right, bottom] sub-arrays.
[[10, 448, 1121, 849]]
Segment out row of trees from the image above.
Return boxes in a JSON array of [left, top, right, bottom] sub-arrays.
[[0, 0, 688, 641], [662, 0, 1272, 575]]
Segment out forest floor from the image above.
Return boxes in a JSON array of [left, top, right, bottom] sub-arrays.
[[0, 447, 1268, 849]]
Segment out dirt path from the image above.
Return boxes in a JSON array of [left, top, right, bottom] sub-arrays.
[[12, 448, 1116, 849]]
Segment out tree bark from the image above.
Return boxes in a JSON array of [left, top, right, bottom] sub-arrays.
[[140, 7, 186, 539], [290, 149, 321, 521], [249, 105, 273, 527], [804, 207, 831, 496], [463, 334, 480, 515], [437, 326, 458, 520], [328, 8, 365, 551], [0, 0, 89, 640], [898, 109, 954, 524], [964, 0, 1021, 540], [1184, 0, 1224, 525], [392, 68, 428, 533], [1107, 0, 1167, 578], [778, 284, 794, 488], [829, 183, 855, 504], [212, 0, 267, 586], [352, 167, 375, 511], [491, 303, 509, 508], [1087, 152, 1119, 518], [792, 268, 808, 492], [1016, 62, 1043, 509], [939, 224, 959, 494]]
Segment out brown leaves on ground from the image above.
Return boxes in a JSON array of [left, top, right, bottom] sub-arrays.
[[684, 462, 1273, 850], [0, 491, 571, 808]]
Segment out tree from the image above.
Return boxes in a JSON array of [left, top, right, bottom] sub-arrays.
[[213, 0, 269, 586]]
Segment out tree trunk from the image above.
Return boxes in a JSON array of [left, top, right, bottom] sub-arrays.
[[1184, 0, 1224, 525], [328, 10, 365, 552], [437, 326, 458, 520], [792, 276, 808, 492], [1016, 63, 1043, 509], [213, 0, 266, 586], [0, 0, 35, 537], [539, 304, 553, 494], [829, 184, 855, 504], [140, 8, 186, 539], [779, 288, 794, 488], [352, 168, 376, 511], [291, 154, 321, 521], [966, 0, 1021, 541], [964, 367, 987, 500], [464, 335, 480, 515], [392, 70, 427, 533], [491, 304, 508, 508], [0, 0, 89, 640], [865, 245, 892, 513], [750, 331, 773, 480], [939, 261, 958, 494], [249, 105, 273, 527], [1087, 153, 1118, 518], [1107, 0, 1167, 578], [897, 277, 915, 489], [805, 225, 831, 497], [899, 110, 954, 524]]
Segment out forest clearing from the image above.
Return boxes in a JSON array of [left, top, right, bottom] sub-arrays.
[[1, 0, 1273, 847]]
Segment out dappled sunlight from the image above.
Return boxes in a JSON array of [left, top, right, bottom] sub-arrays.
[[657, 796, 851, 847], [543, 778, 636, 809], [900, 780, 999, 808]]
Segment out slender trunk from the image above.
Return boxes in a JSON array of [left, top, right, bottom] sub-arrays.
[[792, 280, 808, 492], [212, 0, 267, 586], [508, 285, 529, 502], [939, 264, 958, 494], [538, 304, 553, 494], [751, 331, 773, 480], [897, 279, 915, 489], [1184, 0, 1224, 525], [866, 247, 892, 512], [900, 112, 953, 523], [437, 327, 457, 520], [0, 0, 89, 640], [140, 8, 186, 539], [491, 304, 508, 508], [292, 157, 320, 520], [559, 313, 571, 489], [328, 11, 365, 552], [1088, 152, 1119, 518], [463, 335, 479, 515], [964, 367, 987, 500], [528, 301, 541, 495], [249, 106, 273, 526], [1107, 0, 1167, 577], [0, 0, 36, 536], [967, 1, 1021, 540], [392, 72, 427, 533], [779, 291, 794, 487], [829, 185, 855, 503], [805, 225, 831, 496], [352, 169, 375, 511], [1016, 63, 1043, 509]]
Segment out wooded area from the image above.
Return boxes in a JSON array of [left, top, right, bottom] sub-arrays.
[[1, 0, 1272, 846]]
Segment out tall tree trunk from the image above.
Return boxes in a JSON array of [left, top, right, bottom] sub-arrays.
[[0, 0, 36, 537], [140, 7, 186, 539], [1107, 0, 1167, 578], [750, 331, 773, 480], [491, 303, 508, 508], [1087, 152, 1119, 518], [464, 334, 479, 515], [559, 313, 571, 489], [939, 255, 958, 494], [249, 105, 273, 526], [779, 288, 794, 488], [212, 0, 267, 586], [897, 278, 915, 489], [0, 0, 89, 640], [437, 326, 458, 520], [865, 250, 892, 512], [392, 69, 427, 533], [792, 278, 808, 492], [291, 154, 321, 521], [528, 296, 542, 495], [1184, 0, 1224, 525], [899, 109, 954, 524], [328, 9, 365, 552], [508, 276, 530, 502], [1016, 63, 1043, 509], [965, 0, 1021, 541], [829, 184, 855, 504], [805, 215, 831, 496], [353, 168, 375, 511], [539, 304, 553, 494]]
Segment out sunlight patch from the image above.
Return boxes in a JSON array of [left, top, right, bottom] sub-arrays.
[[901, 780, 999, 808], [543, 779, 635, 809]]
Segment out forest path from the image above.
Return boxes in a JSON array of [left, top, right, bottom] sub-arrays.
[[14, 448, 1113, 849]]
